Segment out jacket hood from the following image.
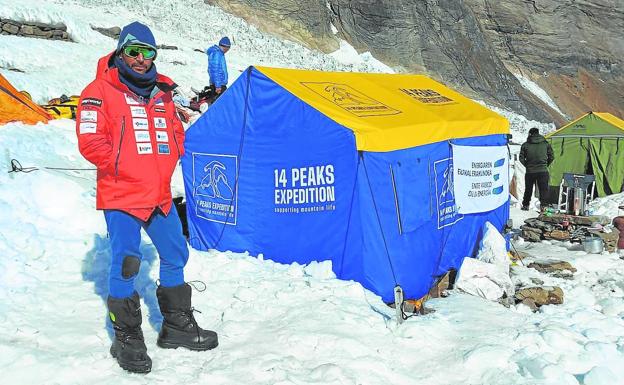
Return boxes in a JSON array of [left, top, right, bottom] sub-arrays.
[[528, 133, 546, 144], [95, 51, 176, 91], [207, 45, 222, 54]]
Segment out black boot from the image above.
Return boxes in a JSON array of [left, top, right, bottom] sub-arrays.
[[156, 283, 218, 351], [107, 293, 152, 373]]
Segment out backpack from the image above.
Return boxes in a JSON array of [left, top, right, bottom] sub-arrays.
[[42, 94, 80, 119]]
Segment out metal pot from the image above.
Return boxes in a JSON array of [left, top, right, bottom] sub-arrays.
[[583, 236, 604, 254]]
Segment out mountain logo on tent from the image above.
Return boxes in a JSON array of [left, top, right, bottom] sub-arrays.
[[195, 160, 234, 200], [192, 153, 238, 225], [301, 82, 400, 117], [440, 166, 455, 203]]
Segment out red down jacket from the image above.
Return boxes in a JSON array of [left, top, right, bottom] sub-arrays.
[[76, 52, 185, 221]]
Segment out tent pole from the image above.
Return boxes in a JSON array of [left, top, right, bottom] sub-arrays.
[[394, 285, 404, 325]]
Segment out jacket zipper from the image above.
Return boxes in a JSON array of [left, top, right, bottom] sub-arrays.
[[114, 116, 126, 178], [171, 118, 181, 159]]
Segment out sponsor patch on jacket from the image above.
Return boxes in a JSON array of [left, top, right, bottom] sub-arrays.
[[154, 107, 166, 113], [81, 98, 102, 107], [156, 131, 169, 142], [153, 117, 167, 129], [157, 143, 170, 154], [80, 110, 97, 123], [130, 106, 147, 118], [137, 143, 153, 154], [134, 131, 151, 143], [79, 122, 97, 134], [124, 94, 140, 105], [154, 98, 164, 106], [133, 118, 149, 130]]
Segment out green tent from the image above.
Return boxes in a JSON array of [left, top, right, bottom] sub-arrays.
[[547, 112, 624, 197]]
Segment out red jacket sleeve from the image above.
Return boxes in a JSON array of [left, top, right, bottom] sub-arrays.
[[76, 83, 114, 173], [172, 111, 185, 158]]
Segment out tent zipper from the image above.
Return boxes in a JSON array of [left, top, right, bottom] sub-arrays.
[[389, 164, 403, 235], [171, 118, 181, 159]]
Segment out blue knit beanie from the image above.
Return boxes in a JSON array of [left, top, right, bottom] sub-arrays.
[[218, 36, 231, 47], [116, 21, 157, 52]]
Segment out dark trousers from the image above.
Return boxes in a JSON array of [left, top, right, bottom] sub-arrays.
[[209, 84, 227, 101], [523, 171, 550, 208]]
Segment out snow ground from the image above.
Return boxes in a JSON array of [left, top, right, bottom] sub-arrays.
[[1, 1, 624, 384]]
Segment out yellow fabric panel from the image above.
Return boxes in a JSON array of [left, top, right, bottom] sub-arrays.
[[594, 112, 624, 130], [255, 66, 509, 152], [546, 112, 624, 138], [545, 113, 588, 138], [0, 73, 50, 125]]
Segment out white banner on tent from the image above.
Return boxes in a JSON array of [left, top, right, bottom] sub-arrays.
[[452, 144, 509, 214]]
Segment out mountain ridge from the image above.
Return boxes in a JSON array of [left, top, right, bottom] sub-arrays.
[[205, 0, 623, 124]]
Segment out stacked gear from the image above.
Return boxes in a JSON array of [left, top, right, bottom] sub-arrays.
[[189, 86, 216, 112], [42, 94, 80, 119]]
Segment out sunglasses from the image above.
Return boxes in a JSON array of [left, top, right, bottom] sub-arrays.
[[123, 45, 157, 60]]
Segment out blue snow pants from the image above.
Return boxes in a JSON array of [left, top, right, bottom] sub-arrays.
[[104, 208, 189, 299]]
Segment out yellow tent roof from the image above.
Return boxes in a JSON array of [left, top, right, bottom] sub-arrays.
[[545, 111, 624, 138], [255, 66, 509, 152], [594, 112, 624, 130]]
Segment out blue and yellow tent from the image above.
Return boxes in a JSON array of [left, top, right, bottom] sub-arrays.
[[182, 66, 510, 303]]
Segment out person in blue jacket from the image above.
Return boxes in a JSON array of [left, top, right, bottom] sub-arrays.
[[206, 37, 231, 99]]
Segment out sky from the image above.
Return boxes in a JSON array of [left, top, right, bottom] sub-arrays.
[[1, 1, 623, 384]]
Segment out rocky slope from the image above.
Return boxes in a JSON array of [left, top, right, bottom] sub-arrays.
[[205, 0, 623, 124]]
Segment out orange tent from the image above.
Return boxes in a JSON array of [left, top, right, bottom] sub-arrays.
[[0, 73, 51, 125]]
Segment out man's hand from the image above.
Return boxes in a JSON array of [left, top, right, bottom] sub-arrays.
[[215, 86, 223, 94]]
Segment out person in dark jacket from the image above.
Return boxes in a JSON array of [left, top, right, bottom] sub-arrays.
[[76, 21, 218, 374], [519, 127, 554, 211]]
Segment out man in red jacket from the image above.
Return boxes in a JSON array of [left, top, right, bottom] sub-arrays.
[[76, 21, 217, 374]]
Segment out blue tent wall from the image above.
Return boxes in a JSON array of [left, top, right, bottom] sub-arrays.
[[183, 68, 251, 253], [183, 66, 509, 304], [183, 68, 358, 264], [336, 135, 509, 303]]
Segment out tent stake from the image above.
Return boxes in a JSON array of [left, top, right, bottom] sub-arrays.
[[394, 285, 404, 325]]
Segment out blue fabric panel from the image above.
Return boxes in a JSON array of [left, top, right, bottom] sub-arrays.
[[434, 135, 510, 275], [244, 70, 358, 264], [183, 68, 358, 265], [339, 135, 509, 303], [182, 69, 253, 253], [183, 70, 509, 304], [338, 145, 447, 303]]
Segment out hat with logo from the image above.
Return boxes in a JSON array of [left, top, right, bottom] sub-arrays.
[[116, 21, 157, 53]]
